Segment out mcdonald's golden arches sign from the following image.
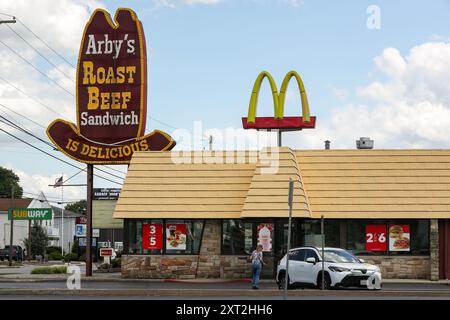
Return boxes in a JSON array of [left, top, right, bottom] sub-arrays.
[[242, 71, 316, 130]]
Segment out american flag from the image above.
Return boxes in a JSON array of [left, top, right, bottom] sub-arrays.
[[54, 176, 63, 188]]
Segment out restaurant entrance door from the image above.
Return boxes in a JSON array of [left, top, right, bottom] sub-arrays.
[[439, 220, 450, 279]]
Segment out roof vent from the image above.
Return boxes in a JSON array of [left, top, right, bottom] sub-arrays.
[[356, 137, 374, 149]]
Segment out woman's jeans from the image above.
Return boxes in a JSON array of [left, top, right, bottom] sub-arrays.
[[252, 262, 262, 287]]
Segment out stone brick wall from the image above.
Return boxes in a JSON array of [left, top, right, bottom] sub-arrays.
[[359, 256, 430, 279], [122, 255, 198, 279], [122, 219, 437, 280], [430, 219, 439, 280]]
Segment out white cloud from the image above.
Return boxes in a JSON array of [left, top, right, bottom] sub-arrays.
[[286, 41, 450, 149]]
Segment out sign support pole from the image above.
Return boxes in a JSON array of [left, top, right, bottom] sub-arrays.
[[86, 164, 93, 277], [61, 173, 64, 257], [321, 215, 325, 290], [283, 179, 294, 300], [9, 185, 14, 267]]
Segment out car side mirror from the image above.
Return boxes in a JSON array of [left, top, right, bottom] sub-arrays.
[[306, 257, 316, 264], [359, 258, 365, 263]]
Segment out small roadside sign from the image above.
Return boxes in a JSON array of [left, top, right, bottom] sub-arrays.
[[100, 248, 113, 257]]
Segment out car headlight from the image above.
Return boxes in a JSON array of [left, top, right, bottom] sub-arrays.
[[329, 266, 351, 272]]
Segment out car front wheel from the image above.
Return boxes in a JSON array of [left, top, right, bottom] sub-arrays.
[[278, 273, 291, 290], [317, 272, 331, 290]]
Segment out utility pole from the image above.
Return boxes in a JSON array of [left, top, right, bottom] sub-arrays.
[[28, 220, 31, 261], [9, 185, 14, 267]]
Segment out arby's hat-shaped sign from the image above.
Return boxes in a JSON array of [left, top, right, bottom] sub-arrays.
[[47, 8, 175, 164]]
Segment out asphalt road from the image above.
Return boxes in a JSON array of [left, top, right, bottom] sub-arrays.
[[0, 281, 448, 291]]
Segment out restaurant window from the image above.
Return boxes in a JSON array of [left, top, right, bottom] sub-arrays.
[[124, 219, 204, 255], [222, 220, 253, 255], [346, 220, 429, 256], [301, 220, 340, 248]]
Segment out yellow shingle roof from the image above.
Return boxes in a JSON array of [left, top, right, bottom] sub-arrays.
[[113, 148, 450, 219], [113, 148, 311, 219], [296, 149, 450, 218]]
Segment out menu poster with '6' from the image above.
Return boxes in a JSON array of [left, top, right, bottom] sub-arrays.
[[365, 225, 387, 252]]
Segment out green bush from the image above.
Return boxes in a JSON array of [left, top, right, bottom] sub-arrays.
[[111, 258, 121, 268], [48, 252, 64, 261], [46, 246, 62, 255], [31, 266, 67, 274], [63, 253, 78, 262]]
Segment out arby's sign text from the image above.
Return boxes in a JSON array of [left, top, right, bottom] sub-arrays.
[[47, 8, 175, 164]]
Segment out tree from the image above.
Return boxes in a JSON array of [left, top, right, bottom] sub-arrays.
[[65, 200, 86, 214], [0, 167, 23, 198], [23, 225, 49, 258]]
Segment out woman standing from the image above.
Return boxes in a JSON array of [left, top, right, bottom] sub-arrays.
[[250, 244, 265, 289]]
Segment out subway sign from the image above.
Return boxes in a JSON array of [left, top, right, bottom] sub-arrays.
[[8, 208, 52, 220], [46, 8, 176, 164]]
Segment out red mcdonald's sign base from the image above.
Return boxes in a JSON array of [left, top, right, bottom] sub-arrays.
[[242, 116, 316, 130]]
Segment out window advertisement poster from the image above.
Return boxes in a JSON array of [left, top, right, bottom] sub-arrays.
[[142, 223, 163, 250], [389, 224, 410, 251], [75, 224, 87, 237], [166, 224, 187, 250], [244, 224, 253, 253], [365, 225, 387, 252], [257, 223, 273, 252]]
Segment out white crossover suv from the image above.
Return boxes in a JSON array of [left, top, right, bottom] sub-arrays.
[[276, 247, 382, 290]]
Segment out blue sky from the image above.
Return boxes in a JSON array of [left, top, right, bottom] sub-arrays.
[[1, 0, 450, 202]]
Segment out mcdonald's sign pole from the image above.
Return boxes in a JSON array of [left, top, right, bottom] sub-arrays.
[[242, 71, 316, 145]]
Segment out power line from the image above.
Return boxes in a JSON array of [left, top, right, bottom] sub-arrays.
[[0, 125, 122, 186], [0, 38, 74, 97], [101, 165, 127, 176], [0, 118, 124, 181], [5, 24, 75, 83], [0, 115, 54, 148], [0, 75, 63, 117], [0, 102, 47, 129], [0, 13, 77, 69], [0, 104, 125, 182]]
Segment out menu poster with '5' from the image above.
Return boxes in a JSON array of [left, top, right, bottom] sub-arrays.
[[142, 223, 163, 250], [389, 225, 410, 252]]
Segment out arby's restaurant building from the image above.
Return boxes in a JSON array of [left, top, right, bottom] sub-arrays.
[[113, 147, 450, 281], [44, 8, 450, 281]]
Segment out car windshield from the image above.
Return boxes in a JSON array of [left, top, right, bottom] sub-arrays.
[[322, 249, 360, 263]]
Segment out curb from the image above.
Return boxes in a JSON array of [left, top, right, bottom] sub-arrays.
[[163, 279, 252, 284]]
